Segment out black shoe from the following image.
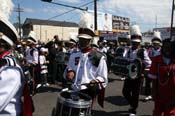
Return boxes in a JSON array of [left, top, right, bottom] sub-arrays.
[[128, 107, 136, 114], [88, 113, 95, 116]]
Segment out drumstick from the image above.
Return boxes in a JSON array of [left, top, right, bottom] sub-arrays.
[[80, 81, 105, 86], [61, 81, 105, 91]]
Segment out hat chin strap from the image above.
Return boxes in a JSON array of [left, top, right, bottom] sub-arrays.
[[80, 45, 90, 51], [79, 39, 92, 51], [0, 35, 13, 46]]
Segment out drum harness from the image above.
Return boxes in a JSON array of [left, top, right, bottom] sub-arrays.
[[126, 47, 143, 79]]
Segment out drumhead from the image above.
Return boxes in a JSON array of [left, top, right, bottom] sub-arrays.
[[57, 90, 92, 108], [128, 58, 142, 79]]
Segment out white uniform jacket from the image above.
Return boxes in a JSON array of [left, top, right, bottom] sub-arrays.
[[39, 55, 48, 74], [0, 55, 24, 116], [64, 50, 108, 90], [26, 48, 38, 65], [149, 48, 161, 59]]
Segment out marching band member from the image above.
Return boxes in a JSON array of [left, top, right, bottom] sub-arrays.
[[115, 34, 131, 80], [149, 39, 175, 116], [25, 31, 40, 90], [26, 31, 38, 66], [144, 31, 162, 101], [149, 31, 162, 59], [64, 12, 108, 112], [97, 40, 108, 54], [122, 25, 151, 116], [39, 47, 49, 87], [0, 0, 25, 115], [68, 33, 79, 54]]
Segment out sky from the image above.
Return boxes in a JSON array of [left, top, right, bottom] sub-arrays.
[[11, 0, 174, 32]]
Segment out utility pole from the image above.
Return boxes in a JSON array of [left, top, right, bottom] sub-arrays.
[[14, 4, 24, 39], [155, 15, 157, 30], [94, 0, 97, 31], [170, 0, 175, 41]]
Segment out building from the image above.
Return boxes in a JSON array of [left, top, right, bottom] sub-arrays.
[[153, 27, 175, 40], [22, 18, 79, 42]]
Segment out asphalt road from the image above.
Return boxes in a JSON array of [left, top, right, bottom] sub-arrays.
[[33, 73, 154, 116]]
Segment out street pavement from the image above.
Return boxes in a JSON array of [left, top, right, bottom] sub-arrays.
[[33, 73, 154, 116]]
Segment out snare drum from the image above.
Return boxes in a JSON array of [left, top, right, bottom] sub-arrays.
[[55, 90, 92, 116]]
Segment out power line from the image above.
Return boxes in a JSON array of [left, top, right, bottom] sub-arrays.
[[47, 1, 93, 20], [65, 3, 94, 21], [42, 0, 87, 11]]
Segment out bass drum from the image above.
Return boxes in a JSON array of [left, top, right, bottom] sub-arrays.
[[128, 58, 142, 79], [111, 57, 142, 79], [54, 90, 92, 116]]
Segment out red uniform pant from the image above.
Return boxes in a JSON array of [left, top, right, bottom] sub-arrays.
[[153, 100, 175, 116]]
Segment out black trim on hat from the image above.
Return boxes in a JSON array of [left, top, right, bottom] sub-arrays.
[[152, 38, 162, 43], [0, 20, 17, 44], [131, 35, 142, 40], [78, 28, 95, 38], [29, 37, 37, 43], [70, 39, 77, 44]]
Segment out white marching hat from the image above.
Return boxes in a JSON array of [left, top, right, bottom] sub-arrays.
[[0, 18, 19, 46], [40, 47, 47, 52], [0, 0, 19, 46], [69, 33, 78, 45], [27, 31, 37, 44], [152, 31, 162, 46], [130, 25, 142, 42], [78, 12, 95, 39]]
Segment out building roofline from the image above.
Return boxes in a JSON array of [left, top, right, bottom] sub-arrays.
[[23, 18, 79, 27]]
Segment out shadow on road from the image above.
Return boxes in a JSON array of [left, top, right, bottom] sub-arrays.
[[35, 86, 61, 94], [108, 77, 116, 83], [93, 110, 128, 116], [105, 96, 129, 106]]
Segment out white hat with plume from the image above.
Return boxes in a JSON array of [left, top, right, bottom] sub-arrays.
[[0, 0, 19, 46], [28, 31, 37, 44], [78, 12, 95, 39], [130, 25, 142, 42], [152, 31, 162, 46]]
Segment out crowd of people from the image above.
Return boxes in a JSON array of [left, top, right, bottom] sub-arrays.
[[0, 1, 175, 116]]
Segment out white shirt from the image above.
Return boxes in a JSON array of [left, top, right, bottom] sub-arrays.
[[0, 56, 24, 116], [39, 55, 48, 74], [26, 48, 38, 64], [64, 50, 108, 90]]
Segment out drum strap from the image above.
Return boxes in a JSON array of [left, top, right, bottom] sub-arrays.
[[97, 79, 105, 108], [127, 48, 144, 60], [88, 49, 106, 67]]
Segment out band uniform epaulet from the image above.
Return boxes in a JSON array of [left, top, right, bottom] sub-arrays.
[[88, 49, 106, 67], [2, 55, 25, 81], [30, 48, 38, 56], [3, 55, 17, 67]]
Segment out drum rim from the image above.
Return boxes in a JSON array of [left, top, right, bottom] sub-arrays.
[[57, 91, 92, 108]]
